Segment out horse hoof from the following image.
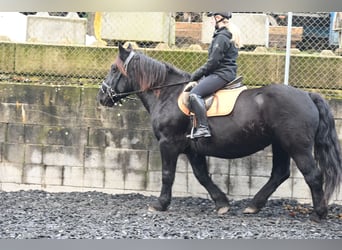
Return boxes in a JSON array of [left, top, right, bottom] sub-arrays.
[[217, 206, 230, 215], [243, 206, 259, 214], [148, 205, 157, 212], [147, 202, 168, 212], [309, 213, 324, 223]]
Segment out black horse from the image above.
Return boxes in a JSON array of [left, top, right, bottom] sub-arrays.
[[97, 45, 342, 221]]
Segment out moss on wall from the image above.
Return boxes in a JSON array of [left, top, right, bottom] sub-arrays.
[[0, 42, 15, 73], [1, 42, 342, 92], [289, 55, 342, 89], [13, 43, 117, 77]]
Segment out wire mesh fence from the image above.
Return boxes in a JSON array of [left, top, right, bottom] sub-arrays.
[[0, 12, 342, 93]]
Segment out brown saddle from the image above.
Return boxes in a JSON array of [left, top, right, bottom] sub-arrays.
[[178, 76, 247, 117]]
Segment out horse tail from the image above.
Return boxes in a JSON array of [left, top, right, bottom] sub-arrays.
[[309, 92, 342, 202]]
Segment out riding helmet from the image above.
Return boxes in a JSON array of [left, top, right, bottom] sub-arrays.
[[207, 12, 232, 20]]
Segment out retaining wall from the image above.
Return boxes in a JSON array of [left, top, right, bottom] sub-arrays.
[[0, 83, 341, 205], [1, 42, 342, 89]]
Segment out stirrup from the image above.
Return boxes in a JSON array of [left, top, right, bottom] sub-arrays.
[[186, 115, 196, 139], [186, 126, 196, 139]]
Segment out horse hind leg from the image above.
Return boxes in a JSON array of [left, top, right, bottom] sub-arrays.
[[292, 151, 327, 221], [244, 143, 290, 214], [187, 152, 230, 215]]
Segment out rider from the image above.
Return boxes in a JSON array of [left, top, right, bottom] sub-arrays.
[[188, 12, 241, 138]]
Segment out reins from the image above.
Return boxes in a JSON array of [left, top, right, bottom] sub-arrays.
[[107, 80, 190, 98]]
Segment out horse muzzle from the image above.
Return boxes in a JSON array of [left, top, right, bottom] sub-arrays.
[[97, 89, 115, 107]]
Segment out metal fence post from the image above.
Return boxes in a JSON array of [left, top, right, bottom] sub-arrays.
[[284, 12, 293, 85]]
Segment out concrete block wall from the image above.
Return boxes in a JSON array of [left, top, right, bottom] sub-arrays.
[[0, 83, 341, 205], [26, 13, 87, 45], [101, 12, 175, 45]]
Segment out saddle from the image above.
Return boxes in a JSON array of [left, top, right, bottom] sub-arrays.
[[178, 76, 247, 117]]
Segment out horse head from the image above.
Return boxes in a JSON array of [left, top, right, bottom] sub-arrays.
[[97, 44, 135, 107], [98, 43, 172, 108]]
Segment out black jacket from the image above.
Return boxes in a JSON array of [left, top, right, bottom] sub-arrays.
[[191, 27, 238, 82]]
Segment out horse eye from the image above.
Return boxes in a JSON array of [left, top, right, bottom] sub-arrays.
[[111, 65, 117, 73]]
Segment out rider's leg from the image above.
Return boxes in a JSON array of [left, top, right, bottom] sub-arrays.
[[189, 93, 211, 138], [187, 74, 227, 139]]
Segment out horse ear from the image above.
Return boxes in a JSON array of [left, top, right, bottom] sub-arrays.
[[119, 44, 126, 54], [127, 43, 133, 50], [118, 44, 130, 60]]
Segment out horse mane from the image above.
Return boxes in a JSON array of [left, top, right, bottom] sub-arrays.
[[164, 62, 190, 79], [115, 51, 189, 91]]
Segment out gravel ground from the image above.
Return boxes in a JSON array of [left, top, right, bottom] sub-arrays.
[[0, 190, 341, 239]]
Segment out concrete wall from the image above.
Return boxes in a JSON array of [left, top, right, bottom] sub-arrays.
[[26, 13, 87, 45], [0, 82, 341, 205], [101, 12, 175, 45], [0, 13, 87, 45]]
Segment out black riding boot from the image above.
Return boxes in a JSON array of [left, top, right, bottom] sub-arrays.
[[188, 94, 211, 138]]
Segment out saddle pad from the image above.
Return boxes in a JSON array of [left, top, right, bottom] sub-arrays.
[[178, 86, 247, 117]]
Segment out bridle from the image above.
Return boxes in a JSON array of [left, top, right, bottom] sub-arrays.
[[100, 50, 136, 103], [100, 50, 190, 103]]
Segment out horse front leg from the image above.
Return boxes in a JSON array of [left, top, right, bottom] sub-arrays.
[[148, 144, 178, 212], [187, 152, 230, 214]]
